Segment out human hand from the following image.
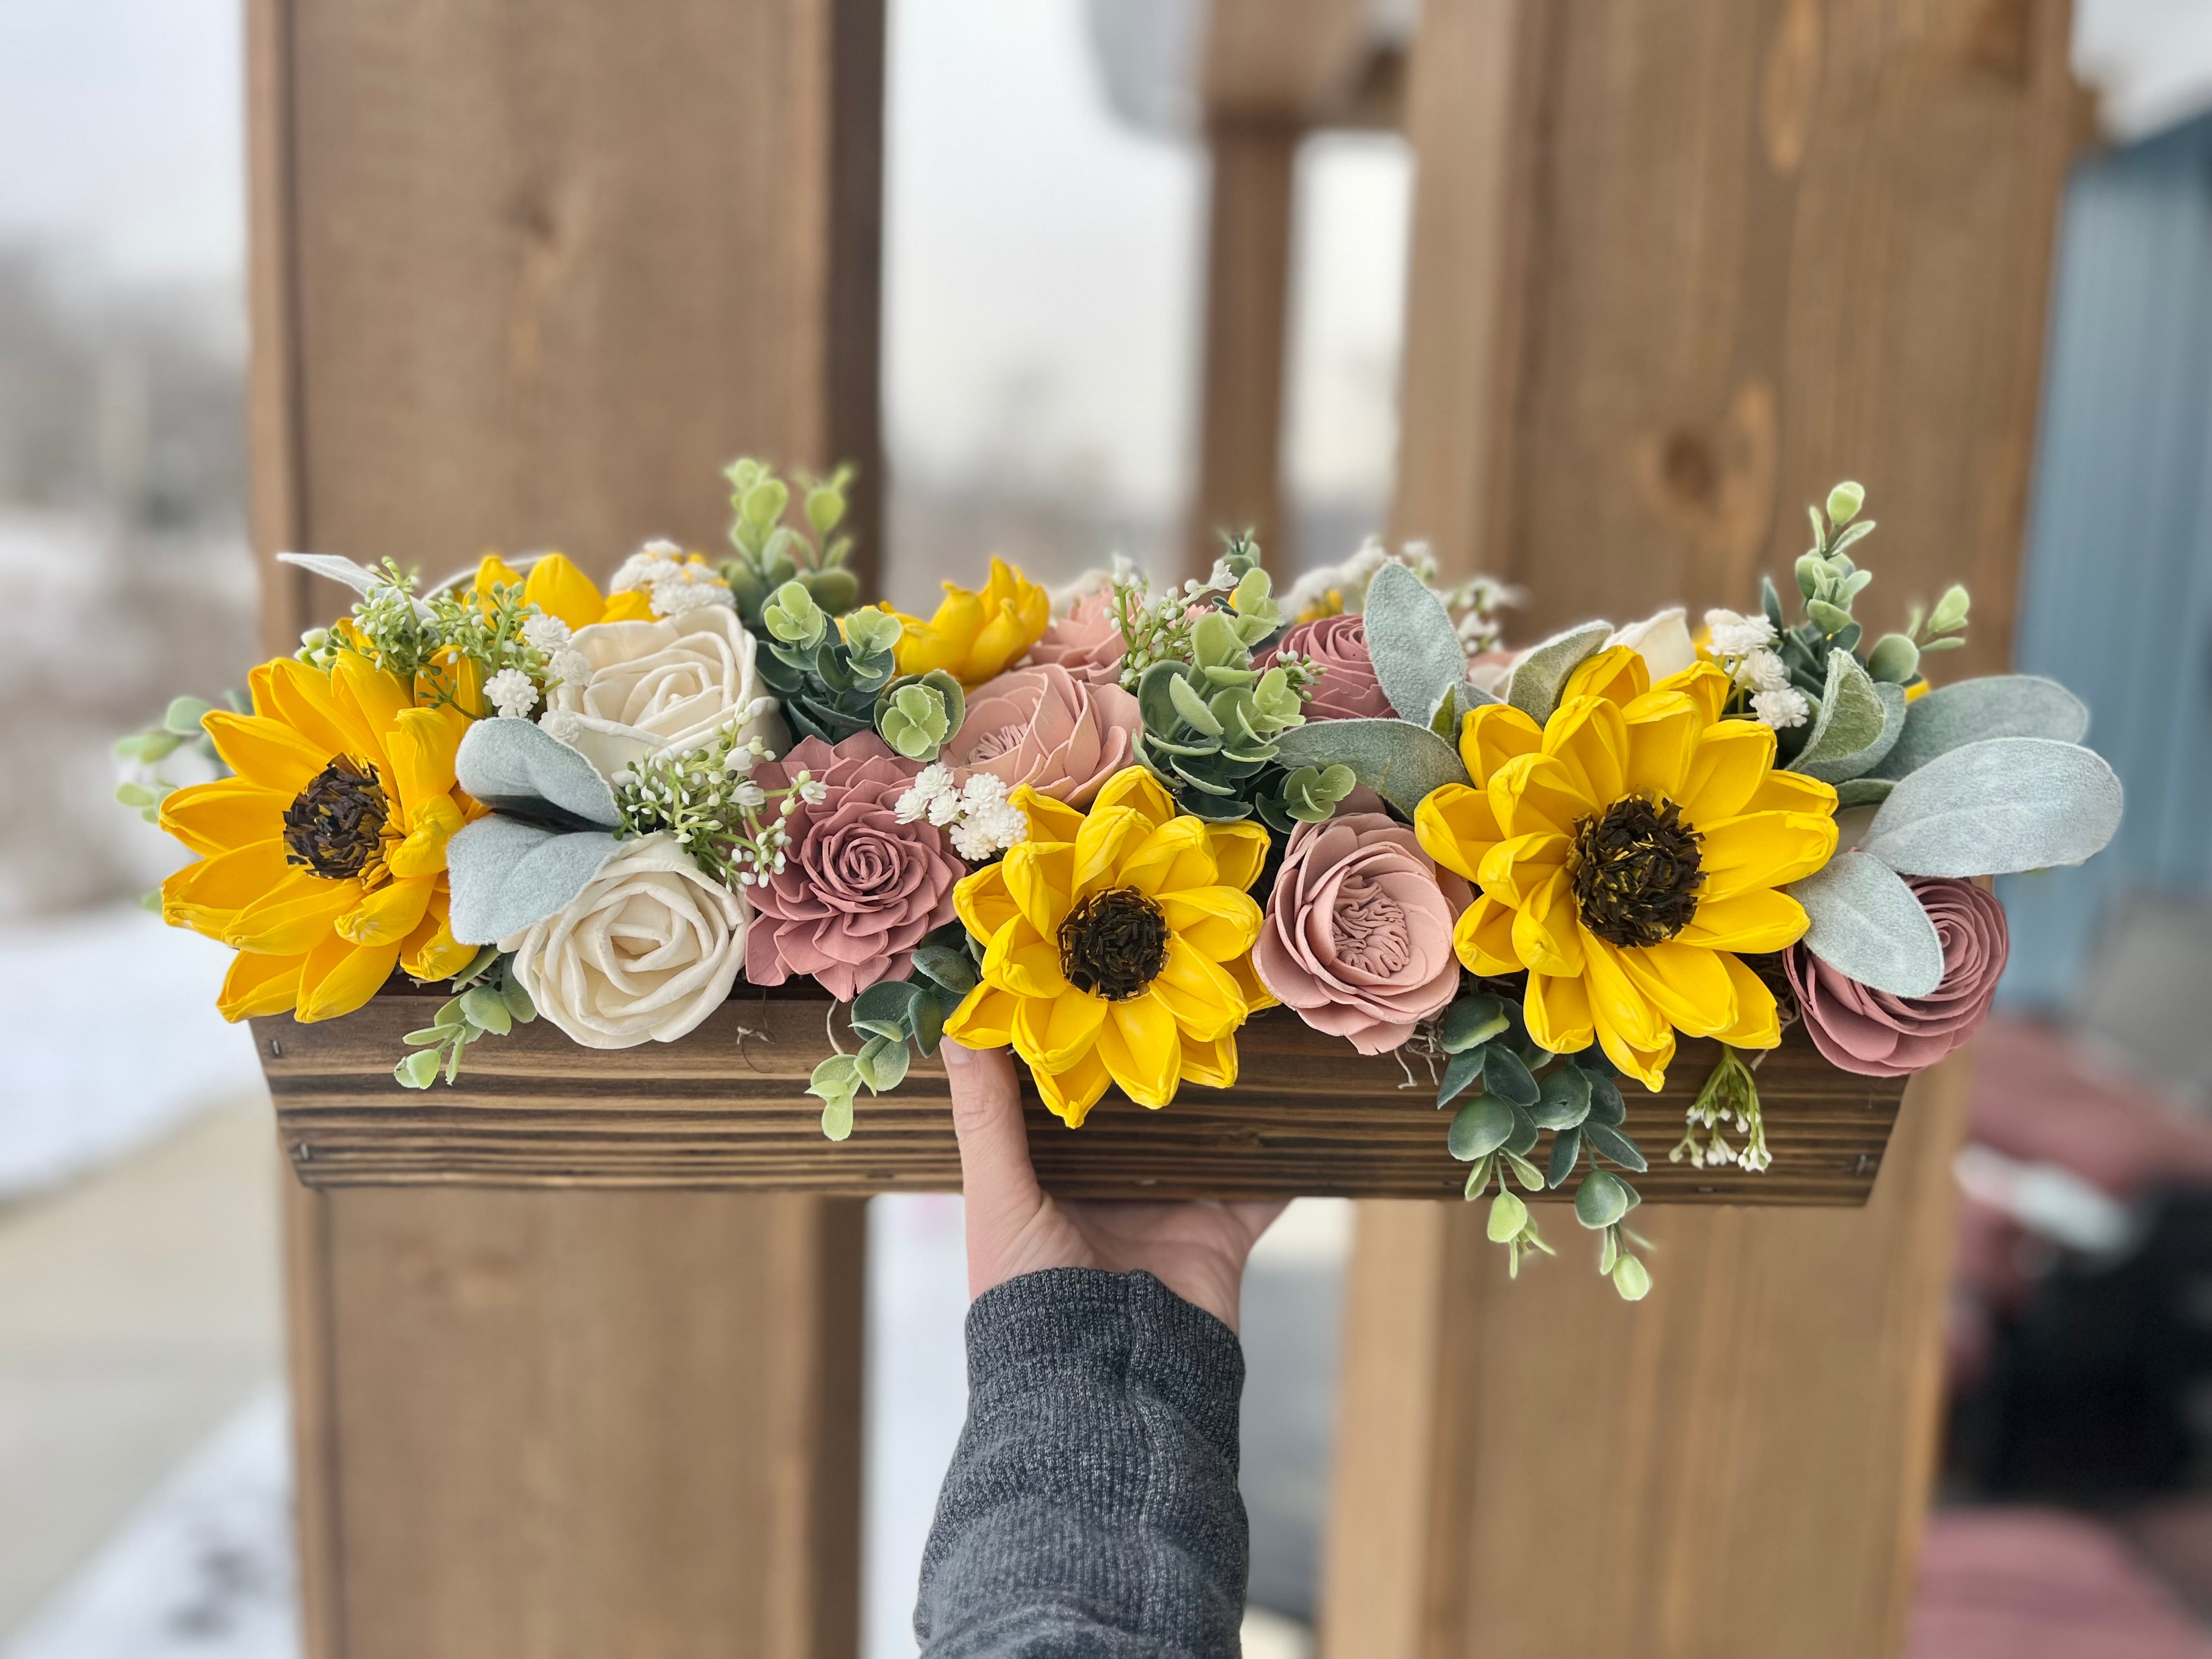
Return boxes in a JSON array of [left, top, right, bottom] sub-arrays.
[[941, 1041, 1284, 1332]]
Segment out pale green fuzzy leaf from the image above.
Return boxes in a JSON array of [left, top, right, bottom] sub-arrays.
[[163, 695, 216, 736], [460, 985, 512, 1036], [1785, 850, 1945, 996], [1271, 718, 1471, 817], [1866, 675, 2090, 781], [1504, 622, 1611, 723], [454, 717, 622, 828], [1363, 560, 1470, 729], [1790, 651, 1902, 782], [1859, 737, 2123, 877], [1833, 777, 1895, 808], [394, 1048, 443, 1090], [445, 815, 622, 945]]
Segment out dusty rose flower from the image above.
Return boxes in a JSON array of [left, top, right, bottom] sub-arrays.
[[941, 662, 1143, 806], [1023, 588, 1126, 685], [1264, 614, 1395, 721], [1251, 812, 1473, 1054], [1785, 877, 2009, 1077], [742, 733, 962, 1000]]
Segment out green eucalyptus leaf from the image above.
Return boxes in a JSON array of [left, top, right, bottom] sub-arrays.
[[820, 1095, 856, 1141], [163, 695, 216, 736], [1504, 1102, 1540, 1158], [1833, 776, 1895, 808], [394, 1048, 444, 1090], [911, 945, 979, 996], [1575, 1168, 1630, 1229], [1504, 622, 1611, 723], [1612, 1254, 1652, 1301], [854, 1034, 910, 1093], [1505, 1150, 1547, 1192], [853, 978, 923, 1035], [1865, 633, 1919, 685], [1448, 1096, 1515, 1161], [1482, 1046, 1539, 1109], [460, 985, 512, 1036], [1582, 1070, 1625, 1127], [1271, 719, 1471, 819], [1826, 481, 1865, 524], [1547, 1126, 1584, 1188], [1529, 1064, 1592, 1130], [1785, 850, 1945, 996], [1440, 993, 1508, 1053], [1487, 1189, 1528, 1243], [1437, 1045, 1486, 1108], [1583, 1121, 1649, 1173]]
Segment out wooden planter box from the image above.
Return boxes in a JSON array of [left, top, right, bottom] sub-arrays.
[[255, 988, 1906, 1204]]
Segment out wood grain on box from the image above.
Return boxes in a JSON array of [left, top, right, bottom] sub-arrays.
[[256, 992, 1904, 1203]]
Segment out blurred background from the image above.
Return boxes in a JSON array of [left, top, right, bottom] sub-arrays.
[[4, 1, 2212, 1656]]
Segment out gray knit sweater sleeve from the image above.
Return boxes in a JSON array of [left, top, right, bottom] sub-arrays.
[[913, 1267, 1249, 1657]]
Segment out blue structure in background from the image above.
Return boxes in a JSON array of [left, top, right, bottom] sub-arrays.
[[2001, 112, 2212, 1009]]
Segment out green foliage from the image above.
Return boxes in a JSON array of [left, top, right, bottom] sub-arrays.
[[876, 671, 965, 762], [808, 925, 982, 1139], [391, 949, 536, 1089], [755, 579, 904, 744], [114, 688, 248, 846], [719, 458, 860, 628]]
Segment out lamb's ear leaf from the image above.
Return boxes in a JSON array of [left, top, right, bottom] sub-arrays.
[[1454, 680, 1502, 719], [1859, 737, 2123, 877], [276, 551, 437, 621], [1363, 561, 1469, 729], [1504, 622, 1611, 723], [1785, 851, 1946, 997], [1833, 776, 1896, 808], [445, 816, 623, 945], [1271, 719, 1472, 817], [1790, 653, 1901, 782], [455, 717, 622, 829], [1866, 675, 2091, 780]]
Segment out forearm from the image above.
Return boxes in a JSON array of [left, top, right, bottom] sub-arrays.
[[914, 1268, 1250, 1657]]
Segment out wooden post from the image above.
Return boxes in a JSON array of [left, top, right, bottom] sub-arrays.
[[1328, 2, 2078, 1655], [248, 3, 882, 1654]]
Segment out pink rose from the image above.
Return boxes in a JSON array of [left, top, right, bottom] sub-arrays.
[[1251, 812, 1474, 1054], [943, 663, 1143, 807], [1263, 615, 1396, 721], [1023, 589, 1126, 685], [1785, 877, 2009, 1077], [742, 733, 963, 1001]]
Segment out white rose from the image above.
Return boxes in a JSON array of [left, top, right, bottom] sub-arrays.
[[1606, 606, 1698, 680], [503, 833, 748, 1048], [543, 607, 786, 777]]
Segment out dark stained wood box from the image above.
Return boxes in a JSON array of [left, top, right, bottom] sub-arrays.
[[254, 989, 1906, 1204]]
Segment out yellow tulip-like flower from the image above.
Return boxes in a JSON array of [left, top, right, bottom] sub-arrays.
[[888, 556, 1050, 687], [470, 552, 654, 627], [1414, 647, 1839, 1091], [943, 767, 1278, 1126], [159, 654, 485, 1024]]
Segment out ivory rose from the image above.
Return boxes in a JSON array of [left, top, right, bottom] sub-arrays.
[[540, 607, 785, 778], [1252, 812, 1473, 1054], [1263, 614, 1395, 721], [1024, 588, 1127, 685], [742, 733, 964, 1000], [1785, 877, 2009, 1077], [504, 833, 749, 1049], [941, 662, 1142, 806], [1606, 607, 1697, 680]]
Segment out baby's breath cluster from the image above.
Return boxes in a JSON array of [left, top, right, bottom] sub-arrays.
[[608, 539, 735, 619], [611, 726, 825, 889], [894, 763, 1028, 861]]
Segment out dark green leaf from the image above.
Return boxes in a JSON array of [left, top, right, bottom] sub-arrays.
[[1482, 1046, 1538, 1108], [1584, 1121, 1649, 1172], [1583, 1070, 1625, 1127], [1448, 1097, 1515, 1161], [1547, 1126, 1583, 1189], [1505, 1102, 1540, 1158], [1575, 1168, 1630, 1229], [1529, 1065, 1591, 1130], [1440, 993, 1508, 1053], [910, 945, 978, 996], [1437, 1046, 1485, 1108]]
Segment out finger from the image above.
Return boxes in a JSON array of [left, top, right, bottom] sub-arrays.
[[1229, 1199, 1290, 1250], [942, 1041, 1046, 1293]]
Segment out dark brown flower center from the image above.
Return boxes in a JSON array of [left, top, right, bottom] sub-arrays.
[[1059, 886, 1170, 1001], [283, 756, 389, 881], [1571, 795, 1703, 950]]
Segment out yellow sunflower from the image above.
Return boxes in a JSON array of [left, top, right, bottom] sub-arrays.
[[887, 556, 1050, 687], [1414, 646, 1839, 1091], [469, 552, 654, 628], [943, 767, 1277, 1126], [159, 653, 484, 1024]]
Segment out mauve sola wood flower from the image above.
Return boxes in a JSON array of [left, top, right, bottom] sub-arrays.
[[942, 661, 1143, 806], [1023, 588, 1127, 685], [1252, 812, 1474, 1054], [742, 732, 963, 1000], [1262, 614, 1395, 721], [1785, 876, 2008, 1077]]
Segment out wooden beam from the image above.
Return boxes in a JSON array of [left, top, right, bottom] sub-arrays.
[[1333, 1, 2078, 1654], [247, 3, 882, 1655]]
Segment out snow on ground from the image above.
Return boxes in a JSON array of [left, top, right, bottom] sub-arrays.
[[0, 906, 262, 1201]]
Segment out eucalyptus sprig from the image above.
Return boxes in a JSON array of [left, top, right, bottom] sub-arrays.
[[807, 926, 980, 1139], [754, 582, 907, 745], [720, 457, 860, 627], [393, 948, 537, 1088]]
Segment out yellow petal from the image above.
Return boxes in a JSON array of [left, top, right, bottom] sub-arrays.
[[954, 862, 1023, 944], [600, 590, 655, 624], [1680, 720, 1778, 826], [944, 983, 1022, 1048], [227, 870, 359, 955], [1150, 936, 1248, 1043], [389, 795, 464, 879], [1525, 970, 1595, 1055], [1071, 804, 1150, 895], [329, 652, 412, 771], [1560, 645, 1650, 709], [1615, 940, 1738, 1037], [981, 918, 1071, 999], [1459, 703, 1544, 786], [1012, 985, 1109, 1073], [383, 708, 461, 823], [294, 932, 399, 1024], [1709, 955, 1782, 1048], [336, 874, 435, 947], [216, 949, 307, 1022], [1013, 786, 1086, 847], [1593, 1006, 1674, 1092], [161, 839, 297, 934], [1001, 840, 1075, 936], [1475, 831, 1571, 908], [1540, 695, 1628, 814], [1089, 766, 1177, 830], [1099, 994, 1182, 1109], [1203, 821, 1271, 894], [159, 779, 288, 860], [1743, 769, 1839, 817], [1487, 752, 1593, 840], [521, 553, 607, 629], [1414, 783, 1504, 883], [471, 554, 526, 597], [1579, 934, 1671, 1051], [1511, 865, 1587, 977], [399, 890, 475, 981], [1620, 691, 1701, 804], [1116, 814, 1217, 899], [1677, 888, 1810, 953], [1034, 1046, 1111, 1127], [1452, 894, 1522, 975], [1697, 810, 1839, 900], [1652, 661, 1730, 724], [1177, 1032, 1239, 1090], [1157, 886, 1264, 963], [201, 711, 332, 797], [251, 658, 355, 762], [1222, 950, 1279, 1013]]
